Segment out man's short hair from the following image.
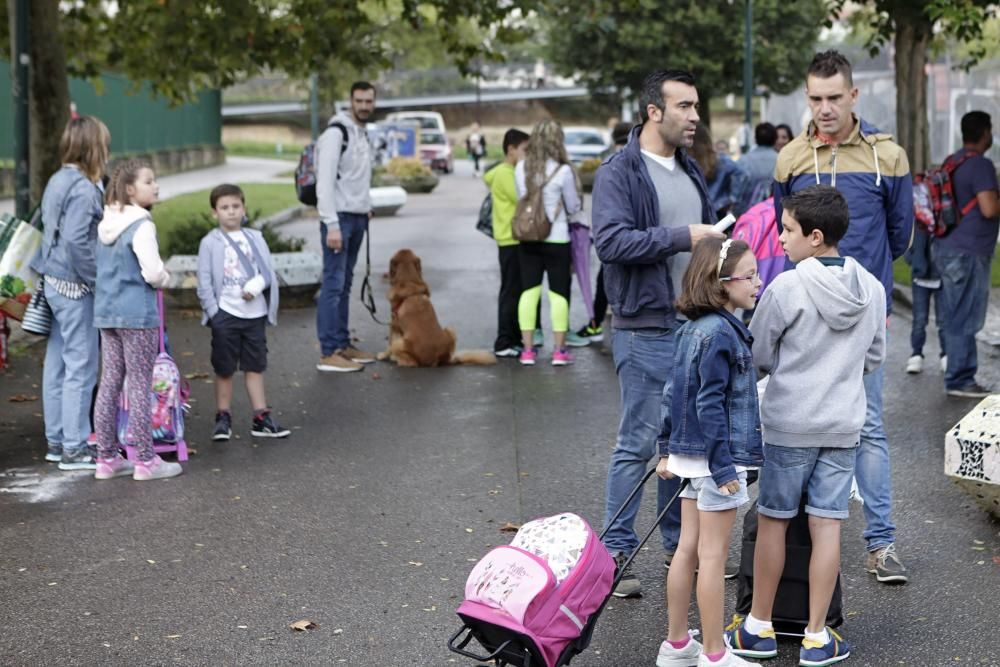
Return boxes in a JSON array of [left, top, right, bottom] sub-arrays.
[[782, 185, 849, 246], [807, 50, 853, 88], [754, 122, 777, 147], [961, 111, 992, 144], [350, 81, 376, 96], [502, 128, 530, 154], [210, 183, 245, 209], [638, 69, 697, 123]]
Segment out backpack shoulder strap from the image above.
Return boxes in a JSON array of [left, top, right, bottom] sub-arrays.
[[327, 121, 349, 154]]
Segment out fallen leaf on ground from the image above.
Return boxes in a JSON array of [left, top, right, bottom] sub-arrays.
[[8, 394, 38, 402], [290, 620, 318, 631], [165, 634, 182, 639], [184, 372, 210, 380], [499, 522, 521, 533], [992, 556, 1000, 566], [408, 561, 423, 567], [371, 373, 381, 380]]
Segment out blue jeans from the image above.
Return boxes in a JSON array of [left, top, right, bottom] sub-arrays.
[[909, 282, 945, 358], [42, 289, 98, 453], [603, 327, 681, 556], [317, 214, 368, 356], [856, 366, 895, 551], [933, 249, 991, 389]]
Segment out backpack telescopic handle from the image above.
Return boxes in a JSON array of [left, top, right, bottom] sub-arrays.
[[601, 468, 689, 589], [157, 290, 166, 355]]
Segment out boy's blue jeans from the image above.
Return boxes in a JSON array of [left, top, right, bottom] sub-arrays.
[[42, 289, 98, 453], [317, 215, 368, 356], [603, 327, 681, 556], [909, 283, 945, 358], [933, 248, 991, 389], [856, 366, 895, 552]]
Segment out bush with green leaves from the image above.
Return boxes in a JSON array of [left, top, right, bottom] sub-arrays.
[[162, 209, 305, 257]]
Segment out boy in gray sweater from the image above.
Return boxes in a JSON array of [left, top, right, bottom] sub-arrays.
[[726, 186, 885, 666]]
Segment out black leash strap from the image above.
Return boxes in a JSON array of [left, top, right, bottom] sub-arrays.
[[360, 224, 387, 325]]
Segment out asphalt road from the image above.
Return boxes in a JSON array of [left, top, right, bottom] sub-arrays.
[[1, 159, 998, 666]]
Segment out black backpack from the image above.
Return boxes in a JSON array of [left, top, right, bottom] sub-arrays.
[[295, 121, 348, 206]]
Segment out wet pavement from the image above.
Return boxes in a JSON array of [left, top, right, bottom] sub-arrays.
[[1, 160, 999, 666]]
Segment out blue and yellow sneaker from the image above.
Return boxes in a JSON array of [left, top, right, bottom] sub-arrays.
[[724, 615, 778, 659], [799, 627, 850, 666]]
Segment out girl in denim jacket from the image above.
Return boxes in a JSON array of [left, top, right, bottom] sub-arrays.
[[654, 238, 764, 667], [91, 160, 181, 482]]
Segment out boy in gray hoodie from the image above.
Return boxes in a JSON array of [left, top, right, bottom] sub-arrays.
[[726, 185, 885, 666]]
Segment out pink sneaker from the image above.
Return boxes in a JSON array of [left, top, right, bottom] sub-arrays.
[[95, 455, 135, 480], [133, 455, 183, 481], [519, 348, 537, 366], [552, 348, 574, 366]]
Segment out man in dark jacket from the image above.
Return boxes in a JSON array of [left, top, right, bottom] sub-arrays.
[[592, 69, 722, 598]]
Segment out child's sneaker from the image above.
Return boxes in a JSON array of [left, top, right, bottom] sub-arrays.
[[799, 628, 850, 666], [133, 455, 183, 481], [698, 648, 756, 666], [564, 331, 591, 347], [656, 636, 703, 667], [251, 411, 291, 438], [519, 348, 537, 366], [212, 411, 232, 441], [551, 348, 573, 366], [95, 455, 135, 480], [724, 615, 777, 659]]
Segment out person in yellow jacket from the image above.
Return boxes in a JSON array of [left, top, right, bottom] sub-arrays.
[[484, 129, 530, 357]]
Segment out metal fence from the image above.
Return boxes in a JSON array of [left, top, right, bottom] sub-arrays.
[[765, 57, 1000, 166], [0, 62, 221, 159]]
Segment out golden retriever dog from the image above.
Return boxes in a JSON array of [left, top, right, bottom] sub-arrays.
[[378, 249, 496, 367]]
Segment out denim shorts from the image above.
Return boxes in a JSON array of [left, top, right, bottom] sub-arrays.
[[679, 471, 749, 511], [757, 444, 856, 520]]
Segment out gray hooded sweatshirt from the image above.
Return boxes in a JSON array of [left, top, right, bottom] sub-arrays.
[[749, 256, 886, 448], [315, 111, 372, 230]]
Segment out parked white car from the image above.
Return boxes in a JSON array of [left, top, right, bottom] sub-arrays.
[[385, 111, 447, 134], [563, 126, 611, 165]]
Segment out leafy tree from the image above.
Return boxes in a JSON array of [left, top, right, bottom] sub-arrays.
[[831, 0, 995, 172], [539, 0, 828, 124], [3, 0, 537, 201]]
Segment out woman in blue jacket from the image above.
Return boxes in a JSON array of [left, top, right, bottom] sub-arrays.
[[31, 116, 111, 470]]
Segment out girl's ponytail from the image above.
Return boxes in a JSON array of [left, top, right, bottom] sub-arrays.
[[104, 158, 151, 209]]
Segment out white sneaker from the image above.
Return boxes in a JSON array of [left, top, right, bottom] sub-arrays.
[[905, 354, 923, 374], [698, 648, 755, 666], [656, 637, 703, 667], [940, 355, 948, 372]]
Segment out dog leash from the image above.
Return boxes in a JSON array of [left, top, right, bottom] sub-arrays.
[[360, 223, 388, 325]]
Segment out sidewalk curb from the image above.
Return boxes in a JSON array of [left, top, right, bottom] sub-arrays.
[[259, 204, 310, 229]]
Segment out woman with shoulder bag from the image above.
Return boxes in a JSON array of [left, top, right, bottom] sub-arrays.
[[513, 120, 583, 367], [30, 116, 111, 470]]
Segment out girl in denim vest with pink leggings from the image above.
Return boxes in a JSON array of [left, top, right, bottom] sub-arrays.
[[91, 160, 181, 481]]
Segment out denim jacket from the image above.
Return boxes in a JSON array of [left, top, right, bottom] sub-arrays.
[[94, 220, 159, 329], [658, 309, 763, 486], [30, 166, 104, 286]]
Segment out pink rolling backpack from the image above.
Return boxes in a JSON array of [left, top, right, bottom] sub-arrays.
[[454, 513, 615, 667]]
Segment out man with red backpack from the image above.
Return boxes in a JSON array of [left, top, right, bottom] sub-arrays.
[[932, 111, 1000, 397]]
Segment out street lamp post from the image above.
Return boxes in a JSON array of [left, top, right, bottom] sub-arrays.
[[742, 0, 753, 154]]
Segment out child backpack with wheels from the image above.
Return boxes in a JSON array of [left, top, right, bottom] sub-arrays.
[[735, 500, 843, 636], [912, 150, 979, 238], [453, 512, 615, 667], [295, 121, 348, 206], [116, 291, 190, 461]]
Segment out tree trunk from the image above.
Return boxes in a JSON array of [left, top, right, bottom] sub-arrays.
[[28, 0, 70, 203], [893, 10, 932, 173]]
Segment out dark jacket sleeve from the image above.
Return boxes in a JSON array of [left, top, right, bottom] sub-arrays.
[[695, 334, 737, 486], [63, 181, 101, 287], [592, 162, 693, 265]]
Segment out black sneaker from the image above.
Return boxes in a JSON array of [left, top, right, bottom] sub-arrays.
[[213, 411, 232, 441], [45, 443, 63, 463], [611, 553, 642, 598], [946, 383, 992, 398], [251, 411, 290, 438], [58, 445, 97, 471]]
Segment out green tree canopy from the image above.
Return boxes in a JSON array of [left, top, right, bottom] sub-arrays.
[[540, 0, 828, 121]]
